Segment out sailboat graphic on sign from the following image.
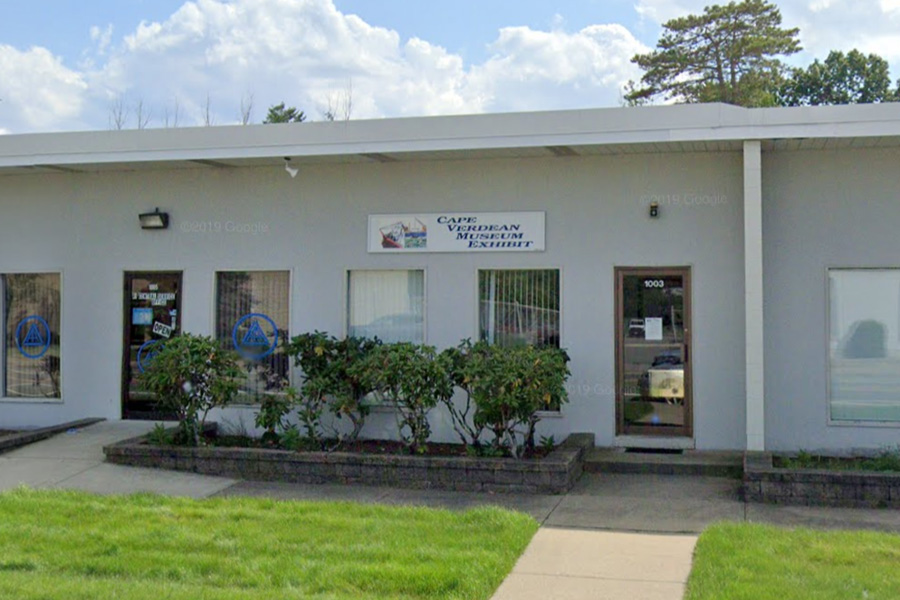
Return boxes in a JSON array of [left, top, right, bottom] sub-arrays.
[[380, 218, 427, 249]]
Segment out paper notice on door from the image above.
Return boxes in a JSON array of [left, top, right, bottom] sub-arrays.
[[644, 317, 663, 341]]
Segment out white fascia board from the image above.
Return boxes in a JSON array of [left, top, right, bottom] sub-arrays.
[[2, 102, 900, 169]]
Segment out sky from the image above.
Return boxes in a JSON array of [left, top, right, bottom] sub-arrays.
[[1, 0, 899, 134]]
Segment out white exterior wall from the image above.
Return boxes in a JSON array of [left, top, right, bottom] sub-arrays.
[[763, 146, 900, 452], [0, 151, 746, 449]]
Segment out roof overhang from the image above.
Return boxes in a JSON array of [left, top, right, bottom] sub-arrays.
[[2, 103, 900, 176]]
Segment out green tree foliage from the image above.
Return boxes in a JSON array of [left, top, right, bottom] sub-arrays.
[[263, 102, 306, 124], [778, 49, 898, 106], [626, 0, 800, 107]]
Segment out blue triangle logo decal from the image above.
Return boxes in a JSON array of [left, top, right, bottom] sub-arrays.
[[241, 320, 270, 347], [22, 323, 46, 347]]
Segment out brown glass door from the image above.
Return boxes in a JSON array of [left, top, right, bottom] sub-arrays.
[[616, 267, 692, 437], [122, 272, 182, 420]]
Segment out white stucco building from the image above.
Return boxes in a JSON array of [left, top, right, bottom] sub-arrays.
[[2, 102, 900, 453]]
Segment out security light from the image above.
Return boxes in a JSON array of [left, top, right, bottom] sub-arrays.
[[284, 157, 299, 179], [139, 208, 170, 230]]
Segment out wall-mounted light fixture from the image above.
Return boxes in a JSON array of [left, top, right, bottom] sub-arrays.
[[139, 208, 170, 230], [649, 202, 660, 218], [284, 157, 299, 179]]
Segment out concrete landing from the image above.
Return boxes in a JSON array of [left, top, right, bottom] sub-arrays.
[[585, 448, 743, 478]]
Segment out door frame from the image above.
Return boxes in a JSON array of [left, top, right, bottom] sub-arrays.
[[121, 270, 183, 419], [614, 266, 693, 438]]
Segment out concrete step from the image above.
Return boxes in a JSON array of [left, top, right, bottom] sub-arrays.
[[584, 448, 744, 478]]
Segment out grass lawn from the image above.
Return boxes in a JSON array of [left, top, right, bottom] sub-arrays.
[[0, 488, 538, 600], [686, 522, 900, 600]]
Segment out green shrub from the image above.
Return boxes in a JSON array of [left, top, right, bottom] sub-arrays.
[[356, 343, 454, 454], [254, 393, 295, 444], [285, 332, 381, 448], [138, 334, 243, 446], [440, 339, 486, 449], [278, 425, 304, 451], [146, 423, 174, 446], [456, 340, 570, 458]]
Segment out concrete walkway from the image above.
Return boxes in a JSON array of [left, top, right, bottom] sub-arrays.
[[5, 421, 900, 600], [0, 420, 235, 497], [492, 529, 696, 600]]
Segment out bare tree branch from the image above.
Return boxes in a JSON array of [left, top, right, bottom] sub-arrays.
[[108, 95, 128, 130], [163, 97, 181, 128], [203, 93, 215, 127], [134, 99, 152, 130], [239, 92, 254, 125], [321, 79, 353, 121]]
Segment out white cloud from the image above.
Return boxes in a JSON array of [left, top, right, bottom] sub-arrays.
[[881, 0, 900, 14], [634, 0, 696, 24], [25, 0, 898, 133], [72, 0, 648, 127], [90, 24, 114, 55], [0, 45, 88, 132], [88, 0, 473, 124], [808, 0, 835, 12], [469, 24, 648, 112]]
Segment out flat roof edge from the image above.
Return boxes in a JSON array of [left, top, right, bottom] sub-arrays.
[[2, 103, 900, 169]]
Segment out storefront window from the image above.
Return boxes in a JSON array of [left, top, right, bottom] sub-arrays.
[[216, 271, 290, 402], [479, 269, 560, 348], [347, 270, 425, 343], [3, 273, 61, 399], [829, 268, 900, 422]]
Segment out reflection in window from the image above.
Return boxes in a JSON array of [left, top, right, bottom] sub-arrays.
[[829, 269, 900, 422], [479, 269, 560, 348], [3, 273, 61, 399], [216, 271, 290, 401], [347, 270, 425, 343]]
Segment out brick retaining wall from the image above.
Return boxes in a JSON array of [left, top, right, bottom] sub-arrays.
[[104, 432, 594, 494], [743, 452, 900, 508]]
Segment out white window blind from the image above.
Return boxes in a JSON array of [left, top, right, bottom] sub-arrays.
[[347, 270, 425, 343]]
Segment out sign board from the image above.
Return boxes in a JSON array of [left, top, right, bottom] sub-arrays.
[[152, 321, 173, 338], [368, 212, 545, 253]]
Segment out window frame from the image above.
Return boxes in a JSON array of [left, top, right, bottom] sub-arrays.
[[826, 266, 900, 428], [344, 268, 428, 344], [474, 266, 565, 418], [1, 269, 64, 404], [212, 268, 293, 407]]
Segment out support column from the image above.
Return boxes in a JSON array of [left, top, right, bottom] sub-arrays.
[[744, 140, 765, 451]]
